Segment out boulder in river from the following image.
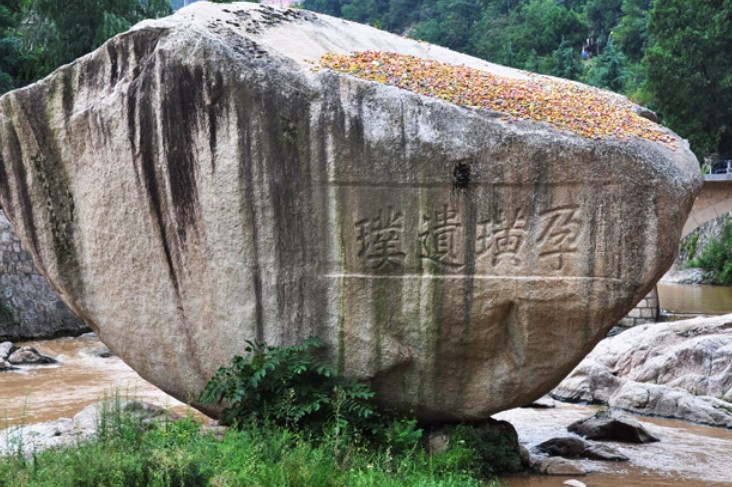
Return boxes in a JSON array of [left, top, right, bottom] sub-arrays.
[[568, 411, 659, 443], [0, 3, 701, 420], [535, 435, 628, 461], [7, 346, 57, 365]]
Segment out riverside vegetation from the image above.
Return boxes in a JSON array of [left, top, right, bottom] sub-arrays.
[[684, 220, 732, 285], [0, 339, 519, 486]]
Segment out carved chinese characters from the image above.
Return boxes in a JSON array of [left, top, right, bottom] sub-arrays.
[[419, 204, 465, 269], [355, 206, 406, 270], [349, 189, 587, 276]]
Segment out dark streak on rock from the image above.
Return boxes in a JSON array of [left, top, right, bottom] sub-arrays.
[[135, 66, 179, 293], [263, 92, 310, 339], [206, 71, 224, 171], [127, 42, 207, 380], [61, 69, 74, 121], [1, 120, 42, 266], [161, 60, 203, 244], [108, 43, 119, 86]]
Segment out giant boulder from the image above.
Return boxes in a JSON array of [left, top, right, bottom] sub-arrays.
[[0, 3, 701, 420]]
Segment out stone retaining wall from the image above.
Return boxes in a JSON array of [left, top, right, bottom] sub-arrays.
[[619, 287, 659, 327], [0, 211, 88, 341]]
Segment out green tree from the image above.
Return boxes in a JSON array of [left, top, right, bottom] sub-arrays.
[[644, 0, 732, 159], [27, 0, 172, 80], [585, 38, 628, 92], [0, 0, 37, 94], [613, 0, 651, 61], [472, 0, 587, 68], [541, 37, 583, 80], [412, 0, 482, 52], [508, 0, 587, 61], [584, 0, 622, 44]]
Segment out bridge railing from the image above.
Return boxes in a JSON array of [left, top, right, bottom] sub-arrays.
[[705, 159, 732, 181]]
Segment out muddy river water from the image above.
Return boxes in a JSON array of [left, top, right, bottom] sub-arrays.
[[2, 334, 732, 486]]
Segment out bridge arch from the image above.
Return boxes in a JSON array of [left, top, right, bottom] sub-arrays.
[[682, 179, 732, 238]]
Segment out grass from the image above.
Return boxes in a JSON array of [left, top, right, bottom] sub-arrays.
[[0, 400, 504, 487]]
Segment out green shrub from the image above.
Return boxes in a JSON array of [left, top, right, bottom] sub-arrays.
[[199, 338, 377, 436], [688, 220, 732, 285]]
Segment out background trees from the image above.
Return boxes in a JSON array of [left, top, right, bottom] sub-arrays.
[[0, 0, 171, 95], [644, 0, 732, 158], [302, 0, 731, 162], [1, 0, 730, 162]]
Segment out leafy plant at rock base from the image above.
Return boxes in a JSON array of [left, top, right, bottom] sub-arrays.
[[199, 337, 378, 438]]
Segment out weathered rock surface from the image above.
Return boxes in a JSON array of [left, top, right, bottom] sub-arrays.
[[0, 3, 701, 420], [553, 314, 732, 427], [536, 436, 587, 457], [0, 358, 15, 371]]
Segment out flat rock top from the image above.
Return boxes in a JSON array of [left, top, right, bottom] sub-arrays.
[[145, 2, 526, 78], [139, 2, 677, 150]]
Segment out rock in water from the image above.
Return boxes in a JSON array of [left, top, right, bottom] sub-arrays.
[[0, 3, 701, 420]]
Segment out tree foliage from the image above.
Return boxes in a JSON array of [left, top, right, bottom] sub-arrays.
[[302, 0, 731, 160], [644, 0, 732, 158], [0, 0, 172, 95]]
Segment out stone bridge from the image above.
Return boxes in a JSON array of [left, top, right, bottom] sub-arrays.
[[682, 176, 732, 238]]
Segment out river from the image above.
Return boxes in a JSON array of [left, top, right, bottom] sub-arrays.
[[657, 282, 732, 315], [2, 333, 732, 486]]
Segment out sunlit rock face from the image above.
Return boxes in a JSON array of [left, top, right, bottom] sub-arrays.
[[0, 2, 701, 420]]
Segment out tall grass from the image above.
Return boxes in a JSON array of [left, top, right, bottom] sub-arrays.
[[0, 399, 503, 486]]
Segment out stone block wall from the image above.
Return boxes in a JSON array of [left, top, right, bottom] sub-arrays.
[[618, 287, 660, 327], [0, 211, 88, 341]]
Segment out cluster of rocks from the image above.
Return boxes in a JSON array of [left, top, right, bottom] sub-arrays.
[[533, 410, 659, 478], [0, 341, 56, 370], [552, 314, 732, 428]]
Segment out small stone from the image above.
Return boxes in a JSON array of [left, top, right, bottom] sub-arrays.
[[539, 457, 586, 476], [427, 428, 450, 455], [522, 395, 556, 409], [94, 348, 114, 358], [8, 346, 57, 365], [563, 480, 587, 487], [584, 443, 629, 461]]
